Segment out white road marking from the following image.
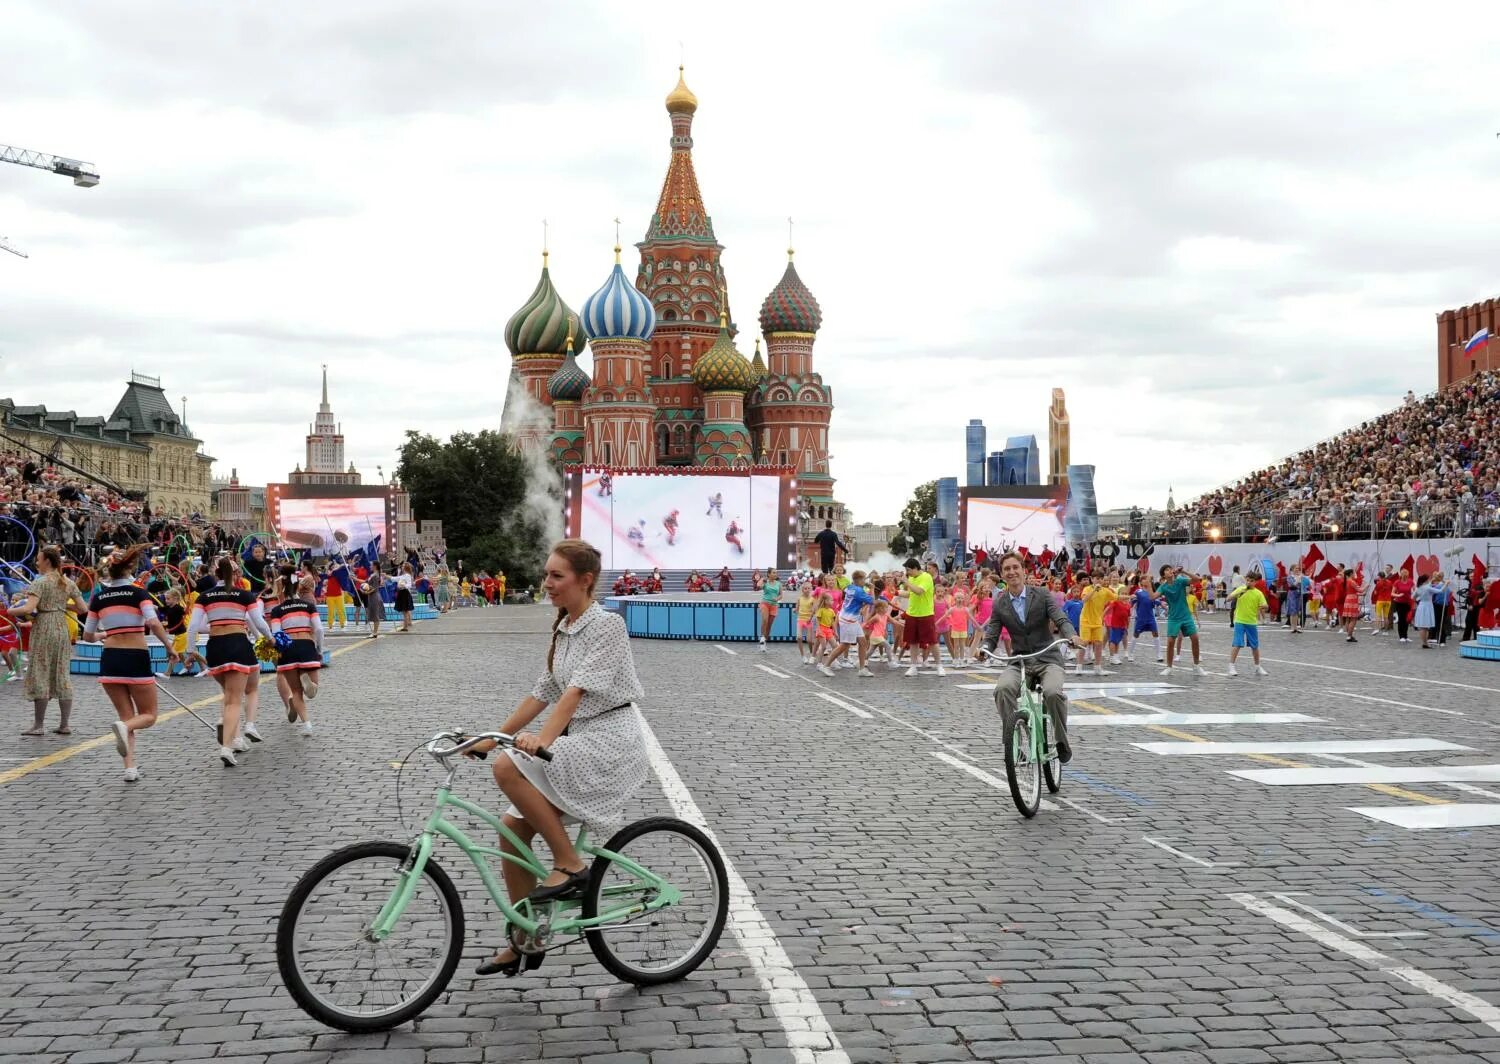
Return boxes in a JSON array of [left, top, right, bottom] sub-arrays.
[[1134, 738, 1468, 757], [1315, 751, 1500, 804], [1195, 650, 1500, 694], [1349, 804, 1500, 830], [636, 710, 850, 1063], [1331, 690, 1463, 716], [932, 751, 1058, 811], [1142, 835, 1236, 868], [1269, 892, 1425, 938], [1229, 891, 1500, 1033], [714, 644, 738, 656], [753, 663, 791, 679], [1072, 712, 1324, 727], [1231, 764, 1500, 786], [1054, 794, 1125, 823], [814, 692, 873, 719]]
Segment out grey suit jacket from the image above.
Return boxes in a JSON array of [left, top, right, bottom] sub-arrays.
[[982, 587, 1079, 666]]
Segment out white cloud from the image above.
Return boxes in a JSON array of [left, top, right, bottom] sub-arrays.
[[3, 0, 1496, 526]]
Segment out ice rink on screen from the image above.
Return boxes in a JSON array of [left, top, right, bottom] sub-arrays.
[[965, 496, 1066, 556], [578, 473, 780, 570]]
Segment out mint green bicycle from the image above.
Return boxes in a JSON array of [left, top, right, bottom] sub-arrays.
[[981, 639, 1070, 818], [276, 729, 729, 1032]]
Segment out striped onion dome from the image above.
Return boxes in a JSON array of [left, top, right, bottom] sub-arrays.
[[749, 337, 768, 383], [504, 254, 584, 357], [692, 314, 757, 392], [582, 249, 656, 342], [758, 252, 822, 335], [547, 336, 590, 401]]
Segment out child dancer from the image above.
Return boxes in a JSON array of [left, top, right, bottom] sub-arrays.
[[864, 600, 892, 672], [1104, 589, 1131, 665], [945, 588, 971, 666], [1064, 586, 1086, 674], [269, 574, 325, 735], [813, 591, 837, 662], [1131, 574, 1163, 663], [795, 582, 817, 664]]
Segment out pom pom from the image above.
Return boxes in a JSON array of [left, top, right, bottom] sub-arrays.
[[253, 635, 280, 663], [273, 631, 293, 651]]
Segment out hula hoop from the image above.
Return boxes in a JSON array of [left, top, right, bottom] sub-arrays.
[[236, 531, 283, 586], [136, 562, 192, 605], [0, 514, 37, 568], [60, 563, 96, 595]]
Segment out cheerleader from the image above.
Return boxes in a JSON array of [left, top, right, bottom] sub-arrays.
[[79, 545, 180, 782], [394, 562, 416, 632], [269, 574, 325, 736], [187, 556, 274, 767]]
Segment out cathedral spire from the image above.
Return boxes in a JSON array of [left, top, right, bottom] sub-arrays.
[[646, 66, 715, 243]]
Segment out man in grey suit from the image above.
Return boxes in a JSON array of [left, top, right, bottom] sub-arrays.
[[981, 551, 1082, 763]]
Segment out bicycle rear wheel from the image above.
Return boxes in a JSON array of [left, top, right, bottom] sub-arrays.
[[277, 841, 464, 1032], [1004, 710, 1041, 817], [584, 817, 729, 985], [1043, 716, 1063, 794]]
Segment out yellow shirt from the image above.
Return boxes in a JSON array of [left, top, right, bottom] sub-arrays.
[[797, 595, 816, 620], [1081, 585, 1116, 627], [816, 607, 836, 629], [1187, 593, 1198, 615]]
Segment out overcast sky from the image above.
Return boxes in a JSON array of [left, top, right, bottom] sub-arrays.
[[3, 1, 1497, 525]]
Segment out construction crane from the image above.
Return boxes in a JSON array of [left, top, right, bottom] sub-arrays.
[[0, 236, 25, 259], [0, 143, 100, 187]]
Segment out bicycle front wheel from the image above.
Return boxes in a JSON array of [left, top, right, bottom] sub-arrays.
[[1004, 710, 1041, 818], [276, 841, 464, 1032], [584, 817, 729, 985]]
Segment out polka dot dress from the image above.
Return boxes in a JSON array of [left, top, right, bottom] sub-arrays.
[[529, 604, 648, 837]]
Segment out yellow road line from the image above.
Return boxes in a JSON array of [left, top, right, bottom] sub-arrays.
[[0, 637, 375, 786], [1073, 697, 1450, 806]]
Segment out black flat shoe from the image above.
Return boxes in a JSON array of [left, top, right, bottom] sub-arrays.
[[475, 948, 545, 977], [526, 866, 589, 904], [1056, 742, 1073, 765]]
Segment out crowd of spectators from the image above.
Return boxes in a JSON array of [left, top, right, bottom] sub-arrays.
[[1173, 370, 1500, 540], [0, 449, 247, 572]]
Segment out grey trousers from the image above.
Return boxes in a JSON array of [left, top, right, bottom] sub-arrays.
[[993, 662, 1069, 750]]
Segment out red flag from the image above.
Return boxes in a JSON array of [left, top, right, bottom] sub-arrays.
[[1316, 561, 1340, 582], [1301, 543, 1325, 570], [1475, 554, 1488, 583], [1038, 547, 1054, 567], [1401, 554, 1416, 576]]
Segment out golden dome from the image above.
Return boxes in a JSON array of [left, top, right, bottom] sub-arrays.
[[665, 66, 698, 115]]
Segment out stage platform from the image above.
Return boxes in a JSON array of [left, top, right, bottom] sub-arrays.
[[607, 592, 798, 642], [1460, 630, 1500, 663], [317, 602, 439, 622], [71, 637, 333, 675]]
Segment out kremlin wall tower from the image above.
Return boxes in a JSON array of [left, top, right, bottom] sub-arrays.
[[500, 68, 842, 524]]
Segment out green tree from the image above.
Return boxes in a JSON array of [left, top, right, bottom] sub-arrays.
[[889, 530, 909, 556], [898, 480, 938, 553], [396, 429, 552, 585]]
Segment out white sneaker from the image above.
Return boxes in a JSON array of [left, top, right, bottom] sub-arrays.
[[1255, 665, 1269, 676], [123, 767, 139, 783], [1072, 665, 1084, 676], [888, 659, 903, 671], [858, 668, 875, 677], [1159, 666, 1172, 676], [1110, 655, 1122, 666], [111, 721, 130, 757], [817, 664, 835, 677], [1126, 652, 1135, 662], [1227, 665, 1239, 677], [838, 658, 855, 669], [1094, 665, 1104, 676], [300, 721, 314, 737], [231, 736, 251, 753], [1193, 664, 1208, 677], [154, 671, 170, 679], [243, 722, 263, 743], [759, 640, 767, 653], [219, 746, 239, 767], [936, 665, 947, 677], [905, 665, 918, 677]]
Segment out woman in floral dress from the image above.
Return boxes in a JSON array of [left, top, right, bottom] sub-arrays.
[[13, 546, 85, 735]]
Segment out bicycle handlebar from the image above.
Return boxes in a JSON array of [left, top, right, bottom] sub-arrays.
[[978, 637, 1076, 665], [424, 730, 554, 764]]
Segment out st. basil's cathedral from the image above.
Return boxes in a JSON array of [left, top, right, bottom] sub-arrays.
[[500, 68, 842, 520]]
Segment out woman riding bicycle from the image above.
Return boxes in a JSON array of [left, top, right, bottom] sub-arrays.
[[465, 538, 647, 977]]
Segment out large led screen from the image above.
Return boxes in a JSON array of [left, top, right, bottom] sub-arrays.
[[276, 495, 388, 557], [576, 471, 783, 570], [962, 492, 1066, 556]]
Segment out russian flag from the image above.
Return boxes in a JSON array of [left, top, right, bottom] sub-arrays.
[[1464, 327, 1490, 357]]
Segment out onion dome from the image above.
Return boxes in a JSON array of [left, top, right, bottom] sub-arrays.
[[693, 309, 757, 392], [582, 246, 656, 342], [749, 337, 768, 383], [547, 329, 590, 401], [665, 65, 698, 115], [505, 252, 584, 357], [758, 250, 823, 335]]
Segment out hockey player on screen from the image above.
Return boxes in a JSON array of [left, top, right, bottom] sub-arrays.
[[627, 520, 646, 551], [726, 518, 745, 554], [663, 509, 680, 546], [707, 492, 724, 518], [598, 471, 613, 497]]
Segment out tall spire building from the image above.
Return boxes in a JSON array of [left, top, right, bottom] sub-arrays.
[[290, 366, 361, 485]]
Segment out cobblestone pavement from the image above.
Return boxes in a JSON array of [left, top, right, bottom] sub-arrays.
[[4, 605, 1500, 1063]]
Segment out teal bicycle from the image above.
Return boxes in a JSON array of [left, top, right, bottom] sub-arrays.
[[980, 639, 1071, 818], [276, 729, 730, 1032]]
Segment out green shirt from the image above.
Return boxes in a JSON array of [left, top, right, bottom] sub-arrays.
[[1157, 575, 1192, 624], [761, 579, 781, 603], [1232, 586, 1267, 625], [905, 572, 935, 617]]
